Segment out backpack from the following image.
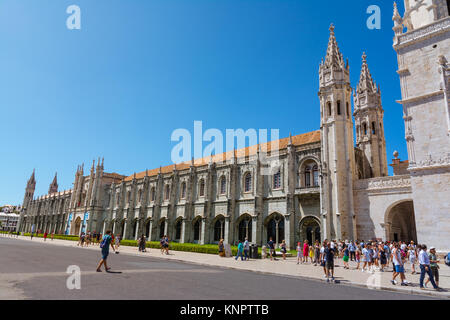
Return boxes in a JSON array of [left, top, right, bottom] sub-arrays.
[[445, 253, 450, 266], [100, 236, 107, 249]]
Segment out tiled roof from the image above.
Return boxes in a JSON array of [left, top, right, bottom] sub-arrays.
[[124, 131, 320, 182]]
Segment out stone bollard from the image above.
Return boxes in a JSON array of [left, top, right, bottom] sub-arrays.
[[262, 245, 267, 259]]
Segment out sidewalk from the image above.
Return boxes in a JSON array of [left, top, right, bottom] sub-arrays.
[[3, 234, 449, 299]]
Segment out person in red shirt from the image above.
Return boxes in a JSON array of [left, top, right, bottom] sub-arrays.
[[303, 240, 310, 264], [43, 232, 48, 241]]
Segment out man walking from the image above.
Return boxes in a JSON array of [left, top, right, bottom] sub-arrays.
[[324, 241, 335, 282], [96, 230, 116, 272], [419, 245, 441, 291], [267, 237, 275, 261], [243, 238, 250, 261], [235, 240, 244, 261]]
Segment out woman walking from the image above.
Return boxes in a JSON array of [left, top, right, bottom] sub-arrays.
[[379, 243, 387, 272], [280, 240, 287, 261], [408, 242, 417, 274], [314, 240, 320, 266], [138, 234, 146, 252]]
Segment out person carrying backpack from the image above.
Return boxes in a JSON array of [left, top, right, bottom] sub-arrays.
[[96, 230, 116, 272]]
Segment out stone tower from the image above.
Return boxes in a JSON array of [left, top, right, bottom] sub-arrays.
[[23, 169, 36, 209], [393, 1, 450, 250], [318, 24, 357, 241], [48, 172, 58, 194], [353, 53, 388, 178]]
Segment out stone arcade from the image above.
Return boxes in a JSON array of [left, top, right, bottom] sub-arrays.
[[18, 1, 450, 251]]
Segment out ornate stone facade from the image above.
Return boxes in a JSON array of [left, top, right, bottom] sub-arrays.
[[18, 1, 450, 251]]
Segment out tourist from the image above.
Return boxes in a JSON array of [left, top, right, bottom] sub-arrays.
[[280, 240, 287, 261], [138, 234, 146, 252], [51, 232, 54, 241], [319, 240, 327, 278], [218, 239, 225, 257], [296, 242, 302, 264], [418, 245, 440, 291], [379, 243, 387, 272], [164, 235, 170, 255], [349, 241, 356, 261], [361, 244, 370, 272], [302, 240, 309, 264], [115, 235, 121, 251], [43, 231, 48, 241], [96, 230, 116, 272], [309, 244, 314, 263], [372, 243, 379, 270], [408, 241, 417, 274], [426, 247, 440, 288], [267, 237, 275, 261], [243, 237, 250, 261], [160, 236, 165, 254], [384, 241, 391, 268], [342, 244, 349, 269], [391, 243, 408, 286], [324, 241, 335, 282], [235, 240, 244, 261], [355, 245, 361, 270], [314, 240, 320, 266]]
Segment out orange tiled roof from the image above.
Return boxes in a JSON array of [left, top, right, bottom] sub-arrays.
[[124, 130, 320, 182]]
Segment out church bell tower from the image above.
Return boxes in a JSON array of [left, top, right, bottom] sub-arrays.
[[319, 24, 357, 241]]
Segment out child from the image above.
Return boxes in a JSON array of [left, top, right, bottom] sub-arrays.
[[309, 245, 314, 263], [355, 246, 361, 270], [296, 242, 302, 264], [343, 244, 350, 269]]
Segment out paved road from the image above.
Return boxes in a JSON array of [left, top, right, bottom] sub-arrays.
[[0, 237, 437, 300]]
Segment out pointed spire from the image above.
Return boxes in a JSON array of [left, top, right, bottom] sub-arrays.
[[49, 172, 58, 194], [191, 156, 195, 167], [233, 148, 237, 164], [28, 169, 36, 184], [288, 132, 293, 146], [393, 2, 402, 25], [159, 166, 162, 174], [324, 24, 344, 68], [357, 52, 377, 94]]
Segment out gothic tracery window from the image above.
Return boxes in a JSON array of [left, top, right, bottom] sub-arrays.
[[181, 182, 186, 199], [220, 176, 226, 195], [244, 172, 252, 192], [273, 170, 281, 189], [199, 179, 205, 197]]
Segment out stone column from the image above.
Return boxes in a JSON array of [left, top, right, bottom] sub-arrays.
[[251, 216, 258, 244], [223, 216, 230, 244], [200, 218, 207, 245]]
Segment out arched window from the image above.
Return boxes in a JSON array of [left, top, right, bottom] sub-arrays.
[[337, 100, 341, 115], [346, 102, 350, 119], [371, 121, 376, 134], [150, 187, 155, 202], [220, 176, 226, 195], [313, 165, 319, 186], [363, 123, 367, 135], [244, 172, 252, 192], [159, 220, 165, 239], [138, 189, 142, 203], [181, 182, 186, 199], [164, 185, 170, 200], [305, 166, 311, 187], [199, 179, 205, 197], [327, 102, 332, 117], [273, 170, 281, 189]]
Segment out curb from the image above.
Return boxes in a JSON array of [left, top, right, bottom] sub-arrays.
[[2, 235, 449, 299]]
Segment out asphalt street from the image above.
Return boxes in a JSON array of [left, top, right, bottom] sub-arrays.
[[0, 237, 438, 300]]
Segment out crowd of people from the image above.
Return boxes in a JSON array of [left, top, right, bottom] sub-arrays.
[[276, 238, 444, 290]]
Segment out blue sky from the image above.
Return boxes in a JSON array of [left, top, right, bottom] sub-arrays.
[[0, 0, 407, 205]]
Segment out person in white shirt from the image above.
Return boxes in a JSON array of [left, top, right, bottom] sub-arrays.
[[418, 245, 440, 290], [391, 243, 408, 286]]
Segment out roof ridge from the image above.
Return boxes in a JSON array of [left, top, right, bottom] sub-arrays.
[[123, 130, 320, 181]]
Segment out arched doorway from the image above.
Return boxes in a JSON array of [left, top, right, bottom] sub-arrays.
[[299, 216, 321, 244], [120, 220, 125, 238], [237, 214, 252, 242], [213, 216, 225, 243], [73, 217, 81, 236], [159, 218, 166, 239], [131, 219, 138, 239], [175, 218, 182, 241], [193, 217, 201, 243], [265, 213, 284, 245], [145, 219, 151, 238], [385, 200, 417, 243]]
